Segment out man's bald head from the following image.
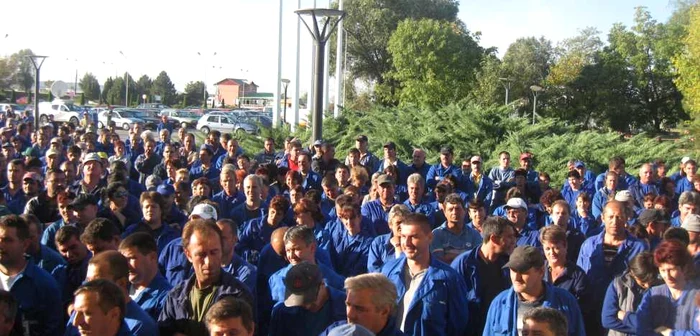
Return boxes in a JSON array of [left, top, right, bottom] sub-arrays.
[[271, 227, 289, 256], [604, 200, 626, 216]]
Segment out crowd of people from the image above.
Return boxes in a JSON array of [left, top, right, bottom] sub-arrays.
[[0, 104, 700, 335]]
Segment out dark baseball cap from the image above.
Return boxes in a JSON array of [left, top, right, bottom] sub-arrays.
[[376, 174, 394, 186], [440, 146, 453, 155], [355, 135, 368, 142], [638, 209, 670, 226], [156, 184, 175, 197], [383, 141, 396, 150], [503, 245, 544, 273], [283, 262, 323, 307], [69, 194, 99, 210]]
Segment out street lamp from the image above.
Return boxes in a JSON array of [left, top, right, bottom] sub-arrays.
[[530, 85, 544, 125], [27, 55, 48, 129], [281, 78, 290, 124], [66, 58, 78, 97], [296, 7, 346, 142], [499, 78, 513, 106], [119, 51, 129, 107]]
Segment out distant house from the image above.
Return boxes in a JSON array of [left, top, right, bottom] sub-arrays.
[[214, 78, 258, 107]]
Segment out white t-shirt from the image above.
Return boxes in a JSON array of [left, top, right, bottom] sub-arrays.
[[0, 265, 26, 291], [398, 264, 427, 332]]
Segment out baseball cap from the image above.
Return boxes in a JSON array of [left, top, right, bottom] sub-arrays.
[[199, 144, 213, 155], [682, 156, 692, 164], [440, 146, 453, 155], [97, 152, 108, 160], [355, 135, 368, 142], [614, 190, 633, 202], [50, 137, 62, 145], [519, 153, 532, 161], [69, 194, 98, 210], [503, 245, 544, 273], [504, 197, 527, 211], [1, 142, 12, 149], [156, 184, 175, 197], [682, 214, 700, 233], [145, 175, 162, 191], [470, 156, 482, 163], [313, 140, 323, 147], [82, 153, 102, 165], [45, 148, 59, 158], [190, 203, 218, 220], [574, 161, 585, 168], [283, 262, 323, 307], [638, 209, 670, 226], [383, 142, 396, 150], [376, 174, 394, 186], [327, 324, 376, 336], [22, 172, 42, 183]]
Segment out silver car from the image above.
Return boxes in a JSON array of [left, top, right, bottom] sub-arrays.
[[196, 113, 259, 135]]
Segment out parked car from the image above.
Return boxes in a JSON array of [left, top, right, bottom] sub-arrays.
[[97, 109, 146, 130], [0, 104, 25, 114], [238, 115, 272, 128], [136, 103, 169, 110], [37, 100, 82, 124], [160, 109, 200, 129], [196, 113, 259, 135]]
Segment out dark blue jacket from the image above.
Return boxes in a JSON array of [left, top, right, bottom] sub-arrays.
[[229, 204, 267, 233], [255, 243, 288, 336], [212, 190, 246, 221], [629, 181, 659, 209], [326, 226, 375, 277], [592, 187, 615, 220], [483, 282, 586, 336], [158, 238, 190, 287], [188, 162, 220, 182], [543, 260, 589, 305], [367, 234, 396, 273], [11, 262, 64, 336], [427, 163, 463, 191], [403, 199, 435, 227], [222, 254, 257, 296], [66, 300, 157, 336], [123, 221, 179, 256], [595, 171, 637, 192], [561, 185, 595, 213], [236, 216, 288, 264], [676, 177, 694, 195], [269, 263, 345, 304], [301, 171, 323, 191], [28, 244, 65, 277], [321, 318, 405, 336], [410, 163, 430, 183], [376, 160, 411, 186], [464, 174, 494, 210], [636, 282, 700, 335], [157, 122, 173, 134], [0, 186, 25, 215], [133, 273, 172, 321], [157, 271, 255, 336], [381, 255, 469, 336], [450, 245, 510, 336], [361, 200, 397, 235], [576, 231, 648, 304], [268, 286, 347, 336], [571, 212, 602, 238], [516, 227, 541, 248]]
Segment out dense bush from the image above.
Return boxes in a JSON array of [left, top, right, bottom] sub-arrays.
[[236, 104, 697, 189]]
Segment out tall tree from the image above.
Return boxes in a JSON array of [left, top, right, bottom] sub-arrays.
[[183, 81, 206, 107], [500, 37, 554, 110], [79, 73, 101, 102], [674, 4, 700, 114], [107, 77, 125, 106], [151, 71, 177, 105], [102, 77, 114, 105], [136, 75, 152, 101], [0, 58, 14, 91], [338, 0, 460, 104], [468, 55, 505, 107], [387, 18, 483, 108], [8, 49, 35, 94]]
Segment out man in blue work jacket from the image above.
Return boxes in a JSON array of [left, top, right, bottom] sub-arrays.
[[465, 156, 493, 210], [426, 146, 463, 192], [381, 213, 469, 336], [483, 245, 586, 336], [451, 216, 516, 336], [376, 142, 410, 186], [594, 156, 637, 192], [0, 215, 63, 336], [577, 200, 648, 336]]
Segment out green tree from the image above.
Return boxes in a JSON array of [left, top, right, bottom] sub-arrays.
[[151, 71, 177, 105], [501, 37, 554, 111], [79, 73, 101, 102], [183, 81, 206, 107], [107, 77, 125, 106], [337, 0, 460, 104], [675, 4, 700, 115], [102, 77, 114, 105], [467, 55, 504, 107], [136, 75, 152, 102], [0, 58, 14, 91], [8, 49, 35, 94], [387, 18, 483, 108]]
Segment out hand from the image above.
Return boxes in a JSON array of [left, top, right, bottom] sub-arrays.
[[617, 310, 626, 321], [654, 326, 672, 336]]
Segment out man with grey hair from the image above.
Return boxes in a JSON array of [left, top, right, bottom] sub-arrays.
[[629, 163, 659, 209], [230, 174, 267, 227], [430, 193, 481, 263], [451, 216, 516, 336], [403, 173, 435, 225], [672, 191, 700, 227], [409, 148, 429, 182], [321, 273, 403, 336], [213, 164, 246, 218], [522, 307, 569, 336]]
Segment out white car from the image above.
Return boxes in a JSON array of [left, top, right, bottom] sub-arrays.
[[38, 100, 82, 124], [97, 110, 146, 130]]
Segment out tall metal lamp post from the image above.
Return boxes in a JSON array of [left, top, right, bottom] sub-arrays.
[[27, 55, 47, 129], [530, 85, 543, 125], [499, 78, 513, 106], [119, 51, 129, 106], [281, 78, 290, 125], [296, 8, 346, 142]]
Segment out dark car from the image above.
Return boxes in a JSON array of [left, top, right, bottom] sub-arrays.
[[239, 115, 272, 128]]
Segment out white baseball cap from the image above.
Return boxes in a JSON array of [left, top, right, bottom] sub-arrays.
[[505, 197, 528, 210], [190, 203, 218, 220]]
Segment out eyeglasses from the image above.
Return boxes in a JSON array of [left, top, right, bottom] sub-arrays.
[[114, 191, 129, 198]]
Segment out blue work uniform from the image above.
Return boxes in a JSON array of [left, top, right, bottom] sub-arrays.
[[430, 223, 481, 261], [403, 199, 435, 226], [595, 171, 637, 192], [381, 255, 469, 336], [236, 216, 288, 264], [9, 262, 64, 336], [66, 300, 158, 336], [269, 263, 345, 304], [601, 272, 645, 336], [427, 163, 463, 191], [465, 173, 494, 210], [132, 272, 172, 321], [326, 226, 375, 277], [377, 160, 411, 186], [592, 187, 615, 221], [636, 283, 700, 335], [222, 254, 257, 296], [211, 190, 246, 221], [367, 234, 399, 273], [122, 221, 180, 256], [268, 286, 347, 336], [361, 199, 397, 235], [482, 282, 586, 336], [0, 186, 25, 215]]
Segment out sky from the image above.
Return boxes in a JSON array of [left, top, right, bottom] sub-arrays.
[[0, 0, 675, 101]]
